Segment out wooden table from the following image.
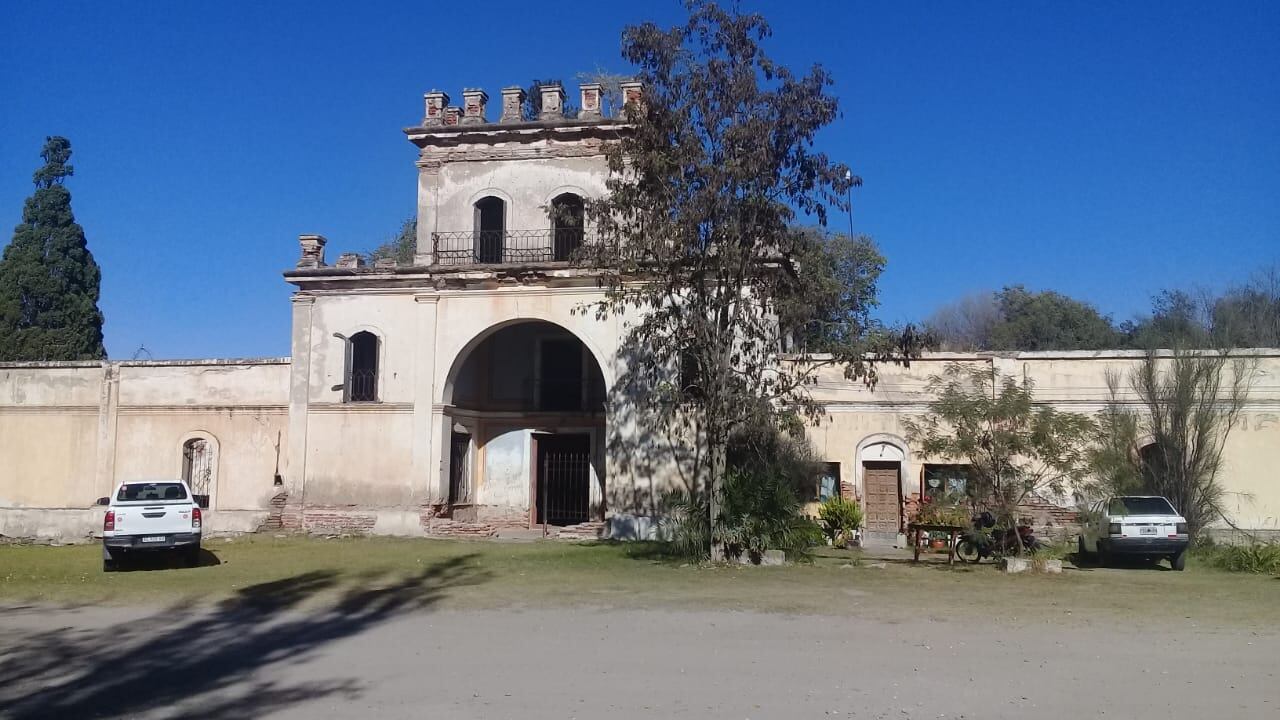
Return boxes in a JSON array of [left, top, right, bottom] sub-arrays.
[[907, 523, 966, 565]]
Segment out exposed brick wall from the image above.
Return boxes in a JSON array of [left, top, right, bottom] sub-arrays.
[[258, 491, 289, 531], [299, 506, 377, 534], [556, 520, 605, 540]]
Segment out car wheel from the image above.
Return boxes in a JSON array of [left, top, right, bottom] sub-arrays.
[[1171, 550, 1187, 572]]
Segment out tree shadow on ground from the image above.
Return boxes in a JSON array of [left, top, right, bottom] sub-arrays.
[[0, 554, 487, 720]]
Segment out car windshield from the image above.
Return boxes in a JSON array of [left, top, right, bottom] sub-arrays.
[[1116, 497, 1176, 516], [117, 483, 188, 502]]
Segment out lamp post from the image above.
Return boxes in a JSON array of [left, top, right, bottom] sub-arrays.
[[845, 169, 855, 239]]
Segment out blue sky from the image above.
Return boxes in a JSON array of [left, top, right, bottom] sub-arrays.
[[1, 1, 1276, 359]]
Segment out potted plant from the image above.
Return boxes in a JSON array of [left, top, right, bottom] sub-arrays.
[[818, 496, 864, 550]]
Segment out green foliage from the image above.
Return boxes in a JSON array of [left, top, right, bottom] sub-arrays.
[[817, 497, 864, 546], [988, 285, 1122, 351], [1086, 350, 1255, 536], [662, 422, 826, 563], [582, 1, 917, 542], [662, 489, 712, 563], [1124, 271, 1280, 350], [1124, 290, 1212, 350], [366, 217, 416, 266], [904, 363, 1096, 535], [715, 470, 824, 563], [911, 496, 968, 527], [1194, 541, 1280, 574], [778, 228, 887, 353], [0, 136, 105, 361]]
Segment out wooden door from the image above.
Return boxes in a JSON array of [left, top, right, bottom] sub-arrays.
[[863, 462, 901, 533]]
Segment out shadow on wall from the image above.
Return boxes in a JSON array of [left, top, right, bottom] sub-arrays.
[[0, 555, 488, 719], [603, 338, 703, 524]]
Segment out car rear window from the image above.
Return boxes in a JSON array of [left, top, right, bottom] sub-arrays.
[[1117, 497, 1176, 515], [117, 483, 188, 502]]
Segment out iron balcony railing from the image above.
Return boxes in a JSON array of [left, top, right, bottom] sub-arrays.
[[431, 228, 589, 266]]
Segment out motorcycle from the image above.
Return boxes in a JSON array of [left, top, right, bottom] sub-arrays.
[[955, 511, 1043, 563]]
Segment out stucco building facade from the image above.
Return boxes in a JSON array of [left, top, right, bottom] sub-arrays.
[[2, 82, 1278, 541]]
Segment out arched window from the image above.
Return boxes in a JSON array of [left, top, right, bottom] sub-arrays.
[[474, 196, 506, 263], [347, 331, 379, 402], [182, 436, 215, 508], [1138, 442, 1167, 490], [550, 193, 584, 261]]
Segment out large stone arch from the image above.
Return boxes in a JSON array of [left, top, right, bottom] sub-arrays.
[[437, 313, 615, 406]]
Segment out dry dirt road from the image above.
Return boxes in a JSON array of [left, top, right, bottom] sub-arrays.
[[0, 602, 1274, 720]]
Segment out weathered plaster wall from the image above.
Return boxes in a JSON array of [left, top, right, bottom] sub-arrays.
[[416, 146, 611, 263], [482, 428, 529, 509], [799, 351, 1280, 532], [0, 360, 289, 539]]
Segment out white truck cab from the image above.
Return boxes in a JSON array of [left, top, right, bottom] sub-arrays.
[[100, 479, 203, 571], [1080, 495, 1190, 571]]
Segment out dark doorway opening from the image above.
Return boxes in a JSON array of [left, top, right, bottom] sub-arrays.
[[535, 434, 591, 526], [551, 193, 584, 261], [475, 196, 505, 263], [539, 339, 584, 411]]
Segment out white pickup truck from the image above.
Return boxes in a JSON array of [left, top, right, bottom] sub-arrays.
[[1079, 495, 1190, 571], [99, 479, 203, 571]]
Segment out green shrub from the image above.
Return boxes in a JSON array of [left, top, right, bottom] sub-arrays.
[[662, 490, 712, 563], [715, 470, 824, 563], [661, 470, 824, 564], [1195, 541, 1280, 574], [660, 421, 826, 564], [817, 497, 864, 547]]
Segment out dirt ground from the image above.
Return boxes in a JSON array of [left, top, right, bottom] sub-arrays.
[[0, 603, 1274, 720], [0, 539, 1275, 719]]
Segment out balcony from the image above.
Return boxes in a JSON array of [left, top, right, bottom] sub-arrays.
[[431, 229, 590, 267]]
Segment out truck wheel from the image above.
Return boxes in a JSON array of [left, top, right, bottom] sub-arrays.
[[1171, 550, 1187, 572]]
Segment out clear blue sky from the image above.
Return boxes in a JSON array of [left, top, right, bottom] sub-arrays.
[[2, 1, 1276, 359]]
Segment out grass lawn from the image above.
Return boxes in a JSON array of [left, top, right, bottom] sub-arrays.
[[1, 536, 1274, 627]]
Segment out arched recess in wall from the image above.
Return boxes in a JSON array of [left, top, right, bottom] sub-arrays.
[[439, 316, 614, 406], [469, 188, 512, 264], [549, 192, 585, 261], [177, 431, 220, 509], [1138, 440, 1166, 490], [854, 433, 910, 535]]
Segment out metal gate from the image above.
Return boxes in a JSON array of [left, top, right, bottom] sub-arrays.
[[449, 432, 471, 504], [537, 435, 591, 526]]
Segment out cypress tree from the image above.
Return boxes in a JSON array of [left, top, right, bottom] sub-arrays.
[[0, 137, 106, 361]]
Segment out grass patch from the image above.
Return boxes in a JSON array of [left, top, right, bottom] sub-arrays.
[[1192, 541, 1280, 574], [0, 535, 1275, 627]]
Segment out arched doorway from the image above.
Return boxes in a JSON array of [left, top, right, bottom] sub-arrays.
[[181, 435, 217, 508], [443, 320, 607, 528], [859, 439, 906, 538]]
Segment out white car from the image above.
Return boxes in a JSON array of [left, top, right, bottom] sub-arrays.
[[1079, 495, 1190, 571], [99, 479, 203, 571]]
